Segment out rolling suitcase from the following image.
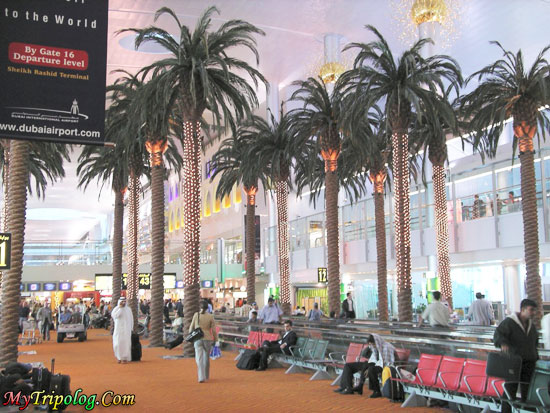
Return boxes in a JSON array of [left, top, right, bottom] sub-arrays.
[[48, 358, 71, 411]]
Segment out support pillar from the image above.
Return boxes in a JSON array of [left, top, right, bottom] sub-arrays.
[[504, 264, 521, 314]]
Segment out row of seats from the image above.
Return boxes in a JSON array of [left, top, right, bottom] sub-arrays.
[[395, 354, 550, 412]]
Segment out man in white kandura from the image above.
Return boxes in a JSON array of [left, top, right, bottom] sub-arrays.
[[111, 297, 133, 364]]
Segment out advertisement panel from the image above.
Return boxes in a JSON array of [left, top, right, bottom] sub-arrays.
[[0, 0, 108, 144]]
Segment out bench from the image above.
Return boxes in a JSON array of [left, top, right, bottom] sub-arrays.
[[327, 342, 367, 386], [273, 338, 332, 381], [396, 353, 550, 413], [233, 331, 279, 361]]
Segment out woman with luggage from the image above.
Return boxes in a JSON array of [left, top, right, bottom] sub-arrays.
[[189, 300, 218, 383]]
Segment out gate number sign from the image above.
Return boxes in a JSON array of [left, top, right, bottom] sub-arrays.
[[0, 233, 11, 270], [318, 267, 328, 283]]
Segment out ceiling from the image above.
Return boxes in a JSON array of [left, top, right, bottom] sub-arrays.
[[16, 0, 550, 241]]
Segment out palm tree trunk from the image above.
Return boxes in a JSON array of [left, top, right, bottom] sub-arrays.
[[371, 170, 388, 321], [517, 128, 542, 325], [2, 140, 9, 232], [432, 163, 453, 309], [0, 141, 9, 291], [275, 181, 291, 315], [324, 157, 341, 316], [111, 188, 124, 333], [182, 121, 202, 357], [127, 169, 140, 332], [392, 131, 412, 322], [244, 186, 257, 304], [147, 141, 167, 347], [0, 140, 30, 367]]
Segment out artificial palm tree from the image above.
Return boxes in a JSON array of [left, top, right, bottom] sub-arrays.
[[241, 109, 297, 315], [130, 78, 183, 347], [106, 72, 148, 330], [410, 93, 460, 309], [289, 76, 353, 316], [0, 140, 69, 366], [344, 26, 461, 321], [123, 6, 266, 356], [77, 110, 129, 332], [210, 134, 267, 306], [461, 42, 550, 324], [357, 107, 392, 321]]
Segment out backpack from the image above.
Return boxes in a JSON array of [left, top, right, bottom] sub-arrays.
[[381, 366, 404, 402], [236, 350, 260, 370]]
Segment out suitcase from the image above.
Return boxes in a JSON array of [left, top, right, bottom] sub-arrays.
[[32, 366, 52, 392], [236, 350, 260, 370], [48, 358, 70, 411], [486, 352, 522, 381]]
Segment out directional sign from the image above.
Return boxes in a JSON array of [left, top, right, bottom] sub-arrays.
[[0, 233, 12, 270]]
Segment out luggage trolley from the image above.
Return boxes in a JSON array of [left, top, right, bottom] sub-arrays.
[[21, 319, 42, 345]]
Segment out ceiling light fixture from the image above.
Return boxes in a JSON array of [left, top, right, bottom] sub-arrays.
[[391, 0, 464, 50]]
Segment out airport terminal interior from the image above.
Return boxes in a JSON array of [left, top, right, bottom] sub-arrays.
[[1, 0, 550, 412]]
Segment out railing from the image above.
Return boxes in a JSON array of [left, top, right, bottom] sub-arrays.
[[264, 147, 550, 254]]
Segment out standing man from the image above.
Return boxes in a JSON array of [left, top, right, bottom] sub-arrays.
[[256, 320, 297, 371], [307, 303, 324, 321], [417, 291, 449, 328], [468, 292, 495, 326], [342, 292, 356, 319], [494, 299, 539, 413], [258, 298, 283, 332], [111, 297, 133, 364]]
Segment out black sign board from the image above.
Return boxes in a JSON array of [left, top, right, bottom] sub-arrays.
[[43, 282, 57, 291], [59, 282, 72, 291], [117, 273, 177, 291], [27, 282, 41, 292], [201, 280, 214, 288], [0, 0, 108, 144], [0, 233, 11, 270], [244, 215, 261, 259], [318, 267, 328, 284]]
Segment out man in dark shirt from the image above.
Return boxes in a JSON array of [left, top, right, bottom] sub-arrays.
[[256, 320, 297, 371], [493, 298, 538, 413]]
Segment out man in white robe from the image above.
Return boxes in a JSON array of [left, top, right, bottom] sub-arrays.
[[111, 298, 133, 363]]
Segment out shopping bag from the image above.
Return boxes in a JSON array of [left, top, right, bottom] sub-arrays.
[[210, 344, 222, 360]]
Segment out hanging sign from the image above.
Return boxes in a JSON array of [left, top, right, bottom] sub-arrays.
[[0, 233, 11, 270], [0, 0, 108, 144], [317, 267, 328, 284]]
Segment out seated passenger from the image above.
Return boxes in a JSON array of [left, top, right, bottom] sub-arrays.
[[70, 307, 83, 324], [334, 334, 395, 397], [256, 320, 297, 371], [59, 308, 72, 324]]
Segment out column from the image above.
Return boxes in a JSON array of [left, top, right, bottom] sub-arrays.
[[503, 264, 521, 314]]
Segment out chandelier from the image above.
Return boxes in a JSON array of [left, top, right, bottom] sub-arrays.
[[391, 0, 463, 49]]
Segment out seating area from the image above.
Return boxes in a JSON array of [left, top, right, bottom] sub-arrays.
[[395, 353, 550, 413]]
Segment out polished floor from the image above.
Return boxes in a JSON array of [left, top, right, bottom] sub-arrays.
[[17, 329, 449, 412]]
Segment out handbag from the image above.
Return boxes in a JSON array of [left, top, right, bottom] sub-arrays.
[[184, 312, 204, 343], [486, 351, 522, 381]]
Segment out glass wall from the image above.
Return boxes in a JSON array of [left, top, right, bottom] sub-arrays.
[[454, 168, 493, 222], [290, 217, 307, 251], [307, 213, 325, 248], [343, 201, 366, 242], [450, 265, 505, 312], [224, 239, 242, 264]]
